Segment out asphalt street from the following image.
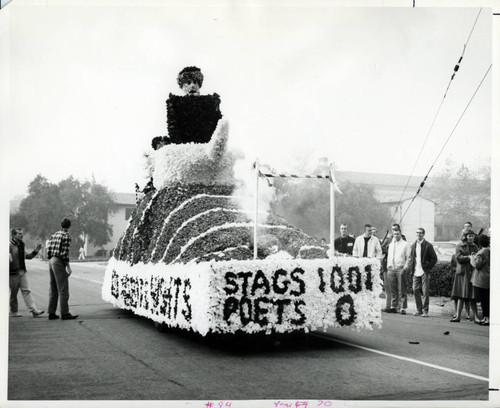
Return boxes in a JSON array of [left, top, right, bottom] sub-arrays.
[[6, 259, 493, 404]]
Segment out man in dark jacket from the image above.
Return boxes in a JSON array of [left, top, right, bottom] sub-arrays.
[[9, 228, 44, 317], [334, 223, 355, 255], [409, 227, 438, 317]]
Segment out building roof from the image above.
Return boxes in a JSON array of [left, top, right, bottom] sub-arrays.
[[380, 195, 437, 205], [112, 192, 136, 205], [335, 170, 424, 188]]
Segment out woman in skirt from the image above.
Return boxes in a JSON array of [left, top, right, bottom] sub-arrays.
[[450, 231, 479, 322]]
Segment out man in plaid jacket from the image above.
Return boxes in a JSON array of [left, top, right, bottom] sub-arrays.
[[46, 218, 79, 320]]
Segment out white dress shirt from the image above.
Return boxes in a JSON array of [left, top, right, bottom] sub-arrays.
[[414, 240, 425, 277]]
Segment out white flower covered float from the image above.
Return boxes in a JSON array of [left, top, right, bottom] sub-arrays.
[[102, 66, 382, 336]]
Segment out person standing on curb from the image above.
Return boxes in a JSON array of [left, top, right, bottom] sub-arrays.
[[471, 234, 490, 326], [352, 224, 383, 259], [409, 227, 437, 317], [46, 218, 79, 320], [9, 228, 45, 318], [334, 223, 355, 255], [450, 230, 479, 323], [380, 230, 394, 313], [386, 228, 411, 314]]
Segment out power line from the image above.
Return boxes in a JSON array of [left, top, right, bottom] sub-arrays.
[[444, 8, 483, 98], [388, 8, 483, 227], [399, 63, 492, 223]]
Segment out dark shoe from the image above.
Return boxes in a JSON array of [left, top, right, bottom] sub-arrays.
[[48, 313, 59, 320], [382, 308, 397, 313], [32, 310, 45, 317], [480, 321, 490, 326], [450, 317, 460, 322], [400, 310, 406, 315], [61, 313, 79, 320]]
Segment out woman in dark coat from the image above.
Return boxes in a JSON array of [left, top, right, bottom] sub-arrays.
[[450, 231, 479, 322], [471, 234, 490, 325]]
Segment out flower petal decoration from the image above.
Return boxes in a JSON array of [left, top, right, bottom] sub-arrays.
[[104, 98, 383, 335], [103, 257, 382, 336]]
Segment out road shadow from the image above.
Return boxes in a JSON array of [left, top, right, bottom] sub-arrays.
[[148, 320, 348, 355], [96, 308, 357, 354]]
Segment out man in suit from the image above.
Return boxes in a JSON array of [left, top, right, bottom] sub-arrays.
[[409, 227, 438, 317]]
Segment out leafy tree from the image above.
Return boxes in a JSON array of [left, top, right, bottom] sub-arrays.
[[79, 182, 116, 246], [426, 162, 490, 240], [18, 175, 64, 240], [270, 161, 391, 239], [14, 174, 117, 253], [335, 181, 391, 237], [9, 212, 28, 232]]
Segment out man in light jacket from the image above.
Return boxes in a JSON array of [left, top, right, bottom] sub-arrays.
[[386, 228, 411, 314], [352, 224, 383, 259], [409, 227, 437, 317]]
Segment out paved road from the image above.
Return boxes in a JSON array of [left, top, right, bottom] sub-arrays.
[[7, 259, 492, 404]]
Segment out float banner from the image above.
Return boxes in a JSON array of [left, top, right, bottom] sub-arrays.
[[102, 257, 382, 336]]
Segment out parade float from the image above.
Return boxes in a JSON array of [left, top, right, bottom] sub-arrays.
[[102, 67, 382, 336]]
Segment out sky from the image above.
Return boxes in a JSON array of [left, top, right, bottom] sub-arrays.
[[0, 1, 494, 202]]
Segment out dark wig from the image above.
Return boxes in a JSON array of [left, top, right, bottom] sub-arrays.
[[177, 66, 204, 88]]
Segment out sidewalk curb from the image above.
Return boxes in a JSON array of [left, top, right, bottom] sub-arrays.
[[379, 293, 455, 317]]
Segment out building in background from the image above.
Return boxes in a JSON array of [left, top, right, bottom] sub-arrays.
[[86, 192, 136, 257], [336, 171, 436, 242]]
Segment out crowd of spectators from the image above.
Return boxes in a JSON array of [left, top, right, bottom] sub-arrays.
[[330, 220, 490, 323]]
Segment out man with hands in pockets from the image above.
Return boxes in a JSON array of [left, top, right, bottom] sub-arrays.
[[409, 228, 437, 317], [46, 218, 79, 320], [386, 228, 411, 314]]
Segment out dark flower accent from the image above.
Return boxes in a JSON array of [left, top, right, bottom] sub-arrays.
[[115, 183, 321, 267], [166, 93, 222, 144], [299, 247, 328, 259], [335, 294, 356, 326]]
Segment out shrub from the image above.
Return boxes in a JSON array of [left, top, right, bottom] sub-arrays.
[[429, 260, 454, 297], [94, 248, 108, 257], [402, 261, 453, 297]]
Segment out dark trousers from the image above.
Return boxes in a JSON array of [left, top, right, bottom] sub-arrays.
[[474, 286, 490, 318], [383, 271, 392, 309], [48, 257, 70, 315]]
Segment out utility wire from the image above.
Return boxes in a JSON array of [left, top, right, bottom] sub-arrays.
[[444, 8, 483, 98], [399, 63, 492, 223], [388, 8, 483, 227]]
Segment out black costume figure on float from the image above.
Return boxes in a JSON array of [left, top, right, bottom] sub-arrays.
[[166, 66, 223, 144]]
